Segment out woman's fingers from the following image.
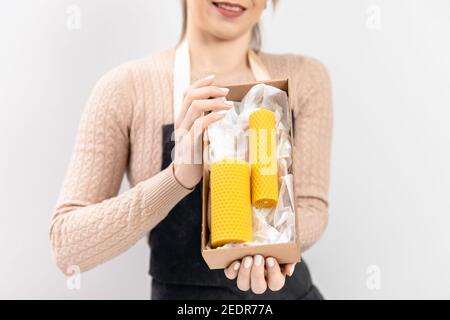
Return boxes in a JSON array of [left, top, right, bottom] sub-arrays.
[[175, 75, 216, 128], [180, 99, 232, 131], [236, 256, 253, 291], [228, 256, 289, 294], [192, 112, 225, 135], [266, 257, 286, 291], [281, 263, 296, 277], [224, 261, 241, 280], [189, 74, 215, 90], [185, 86, 230, 103], [176, 80, 229, 128], [251, 255, 267, 294], [186, 99, 231, 130]]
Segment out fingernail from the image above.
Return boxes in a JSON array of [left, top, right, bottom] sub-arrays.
[[205, 74, 215, 80], [266, 258, 275, 268], [216, 110, 227, 116], [244, 257, 253, 269], [220, 87, 230, 94], [289, 264, 295, 276], [224, 100, 234, 106], [254, 255, 263, 266], [233, 262, 240, 271]]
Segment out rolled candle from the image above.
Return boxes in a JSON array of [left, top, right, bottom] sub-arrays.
[[210, 159, 253, 248], [249, 108, 278, 208]]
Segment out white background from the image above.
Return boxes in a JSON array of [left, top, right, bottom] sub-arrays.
[[1, 0, 449, 299]]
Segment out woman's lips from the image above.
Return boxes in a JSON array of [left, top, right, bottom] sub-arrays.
[[212, 1, 247, 18]]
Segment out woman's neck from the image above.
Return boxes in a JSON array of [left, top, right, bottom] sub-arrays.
[[186, 27, 252, 80]]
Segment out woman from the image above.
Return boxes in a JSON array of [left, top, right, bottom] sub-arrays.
[[49, 0, 332, 300]]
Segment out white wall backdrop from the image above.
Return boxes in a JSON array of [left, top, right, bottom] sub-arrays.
[[1, 0, 449, 299]]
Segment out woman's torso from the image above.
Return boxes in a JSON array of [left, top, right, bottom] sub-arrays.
[[122, 48, 319, 295]]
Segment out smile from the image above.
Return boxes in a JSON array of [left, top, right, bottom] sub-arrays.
[[212, 1, 247, 18]]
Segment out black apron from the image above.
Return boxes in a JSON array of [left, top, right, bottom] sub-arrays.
[[148, 122, 323, 300]]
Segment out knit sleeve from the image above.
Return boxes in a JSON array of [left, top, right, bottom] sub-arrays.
[[49, 65, 193, 275], [292, 57, 333, 252]]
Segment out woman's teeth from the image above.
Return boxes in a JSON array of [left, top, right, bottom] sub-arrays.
[[215, 3, 244, 12]]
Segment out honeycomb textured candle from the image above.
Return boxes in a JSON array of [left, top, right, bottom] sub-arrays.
[[210, 159, 252, 248], [249, 108, 278, 208]]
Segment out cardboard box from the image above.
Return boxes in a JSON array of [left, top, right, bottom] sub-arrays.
[[201, 79, 301, 269]]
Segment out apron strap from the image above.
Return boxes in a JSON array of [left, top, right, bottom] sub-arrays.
[[248, 49, 271, 82], [173, 41, 191, 125]]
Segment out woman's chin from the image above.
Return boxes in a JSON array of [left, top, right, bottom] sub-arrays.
[[206, 26, 248, 42]]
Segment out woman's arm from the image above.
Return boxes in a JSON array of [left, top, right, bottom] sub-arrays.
[[294, 57, 333, 252], [49, 65, 193, 275]]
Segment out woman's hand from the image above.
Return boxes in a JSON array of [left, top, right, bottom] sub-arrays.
[[224, 256, 296, 294], [173, 75, 233, 189]]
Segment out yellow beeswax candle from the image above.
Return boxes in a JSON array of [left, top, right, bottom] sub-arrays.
[[210, 159, 253, 248], [249, 107, 278, 208]]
